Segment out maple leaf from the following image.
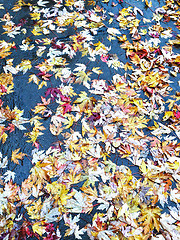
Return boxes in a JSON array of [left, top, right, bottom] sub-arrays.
[[45, 208, 61, 222], [19, 59, 32, 74], [63, 169, 81, 187], [26, 117, 45, 144], [32, 222, 46, 236], [100, 55, 108, 62], [74, 225, 86, 239], [11, 0, 29, 11], [140, 160, 151, 176], [138, 205, 161, 234], [38, 81, 47, 89], [39, 96, 51, 106], [117, 34, 127, 42], [32, 104, 46, 114], [145, 0, 152, 7], [88, 0, 96, 5], [49, 115, 65, 135], [129, 53, 140, 65], [66, 190, 87, 213], [136, 49, 148, 59], [74, 71, 92, 89], [46, 182, 74, 205], [81, 185, 97, 198], [50, 122, 62, 135], [4, 170, 15, 182], [65, 0, 75, 7], [30, 161, 50, 182], [28, 74, 40, 85], [123, 116, 148, 135], [0, 41, 14, 58], [11, 148, 25, 164], [70, 34, 86, 51], [30, 12, 41, 21], [37, 71, 53, 81], [74, 91, 96, 112], [45, 87, 61, 102]]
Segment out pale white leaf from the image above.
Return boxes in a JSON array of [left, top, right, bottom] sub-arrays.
[[74, 226, 86, 239], [4, 170, 15, 182]]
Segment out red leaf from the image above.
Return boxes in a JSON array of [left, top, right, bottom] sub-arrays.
[[33, 141, 39, 149], [136, 49, 148, 59], [45, 88, 61, 101], [60, 94, 70, 102], [100, 54, 108, 62], [62, 103, 72, 114], [0, 85, 7, 93], [174, 111, 180, 119]]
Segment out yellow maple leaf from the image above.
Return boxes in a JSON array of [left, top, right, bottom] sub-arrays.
[[140, 160, 149, 175], [81, 185, 97, 198], [46, 182, 74, 205], [11, 148, 25, 165], [32, 105, 46, 114], [19, 59, 32, 74], [32, 222, 46, 236], [26, 117, 45, 143], [138, 205, 161, 234], [74, 91, 96, 112], [30, 12, 41, 20], [130, 54, 140, 65], [38, 80, 47, 89], [27, 198, 43, 219], [63, 169, 81, 187], [75, 71, 91, 88], [28, 74, 40, 85], [168, 160, 180, 171], [123, 116, 148, 135], [11, 0, 30, 11], [0, 41, 14, 59]]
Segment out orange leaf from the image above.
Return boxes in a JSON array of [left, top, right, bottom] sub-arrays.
[[11, 148, 25, 165]]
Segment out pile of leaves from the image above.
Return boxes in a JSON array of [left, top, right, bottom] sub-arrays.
[[0, 0, 180, 239]]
